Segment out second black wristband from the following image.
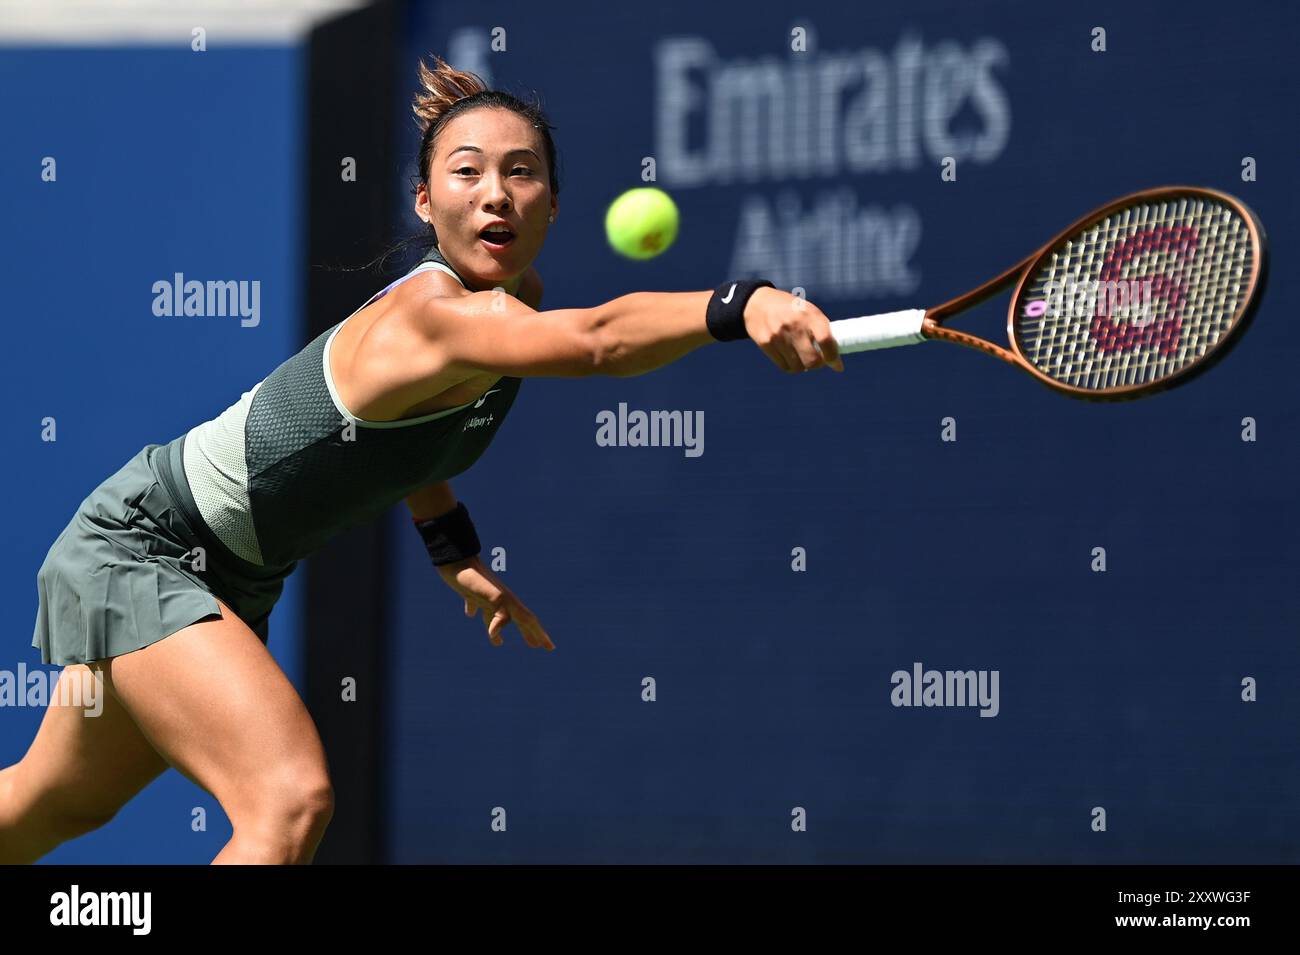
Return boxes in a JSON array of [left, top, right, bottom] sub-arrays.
[[705, 279, 774, 342], [413, 501, 481, 566]]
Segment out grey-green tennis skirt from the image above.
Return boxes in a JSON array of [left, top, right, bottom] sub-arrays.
[[32, 443, 292, 667]]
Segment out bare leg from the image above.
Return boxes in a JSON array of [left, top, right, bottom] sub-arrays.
[[1, 598, 333, 864], [0, 664, 168, 864], [101, 598, 334, 864]]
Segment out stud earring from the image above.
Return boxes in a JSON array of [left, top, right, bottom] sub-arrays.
[[548, 214, 554, 223]]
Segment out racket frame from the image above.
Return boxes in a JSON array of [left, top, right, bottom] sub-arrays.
[[922, 184, 1268, 401]]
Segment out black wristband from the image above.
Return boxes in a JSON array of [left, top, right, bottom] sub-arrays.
[[413, 501, 481, 566], [705, 279, 775, 342]]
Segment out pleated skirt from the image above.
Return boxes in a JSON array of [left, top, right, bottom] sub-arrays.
[[31, 443, 289, 666]]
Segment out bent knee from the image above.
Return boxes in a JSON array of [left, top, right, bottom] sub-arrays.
[[238, 766, 335, 833], [229, 769, 333, 863], [299, 776, 335, 830]]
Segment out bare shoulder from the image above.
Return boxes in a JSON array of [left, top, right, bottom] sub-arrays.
[[329, 268, 485, 420], [385, 265, 540, 326], [376, 267, 494, 348], [388, 266, 475, 313], [348, 262, 587, 381]]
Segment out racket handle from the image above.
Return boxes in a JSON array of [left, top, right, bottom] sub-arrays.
[[830, 309, 928, 354]]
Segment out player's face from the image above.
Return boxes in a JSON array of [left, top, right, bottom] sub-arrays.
[[419, 108, 556, 292]]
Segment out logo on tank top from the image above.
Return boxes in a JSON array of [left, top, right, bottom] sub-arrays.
[[463, 389, 501, 431]]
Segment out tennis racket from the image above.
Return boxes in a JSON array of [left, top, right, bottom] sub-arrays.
[[828, 186, 1267, 400]]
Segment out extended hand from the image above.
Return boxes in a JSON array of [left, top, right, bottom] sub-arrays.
[[742, 287, 845, 373], [436, 556, 555, 650]]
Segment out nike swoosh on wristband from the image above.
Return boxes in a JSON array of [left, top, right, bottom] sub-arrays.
[[720, 283, 737, 304], [473, 388, 501, 408]]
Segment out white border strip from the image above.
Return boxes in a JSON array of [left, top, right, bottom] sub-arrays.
[[0, 0, 368, 45]]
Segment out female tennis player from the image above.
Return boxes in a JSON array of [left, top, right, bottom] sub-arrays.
[[0, 56, 842, 865]]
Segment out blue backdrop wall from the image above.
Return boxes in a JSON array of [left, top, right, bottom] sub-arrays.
[[1, 0, 1294, 866], [1, 47, 304, 863], [383, 0, 1299, 862]]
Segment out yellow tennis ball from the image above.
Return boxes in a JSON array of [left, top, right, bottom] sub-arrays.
[[605, 187, 679, 260]]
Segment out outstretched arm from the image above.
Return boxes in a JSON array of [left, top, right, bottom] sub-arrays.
[[414, 286, 843, 380]]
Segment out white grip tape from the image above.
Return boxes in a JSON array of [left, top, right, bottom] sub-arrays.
[[829, 309, 928, 354]]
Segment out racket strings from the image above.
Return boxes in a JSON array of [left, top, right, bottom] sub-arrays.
[[1015, 196, 1255, 391]]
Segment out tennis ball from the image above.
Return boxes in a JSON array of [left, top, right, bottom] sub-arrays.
[[605, 187, 679, 260]]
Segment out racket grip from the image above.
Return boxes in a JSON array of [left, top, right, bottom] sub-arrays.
[[829, 309, 927, 354]]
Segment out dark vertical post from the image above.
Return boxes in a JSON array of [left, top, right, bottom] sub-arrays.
[[303, 0, 398, 864]]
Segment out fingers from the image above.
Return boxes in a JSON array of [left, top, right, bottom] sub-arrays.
[[489, 596, 555, 651], [465, 597, 505, 647], [765, 329, 831, 373], [470, 592, 555, 651], [509, 599, 556, 651], [790, 332, 824, 371], [448, 560, 555, 651], [459, 591, 504, 645], [813, 323, 845, 372], [788, 311, 843, 372], [754, 295, 844, 373], [486, 606, 508, 647], [761, 342, 796, 373]]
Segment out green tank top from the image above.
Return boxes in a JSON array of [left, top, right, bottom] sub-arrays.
[[153, 244, 522, 571]]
